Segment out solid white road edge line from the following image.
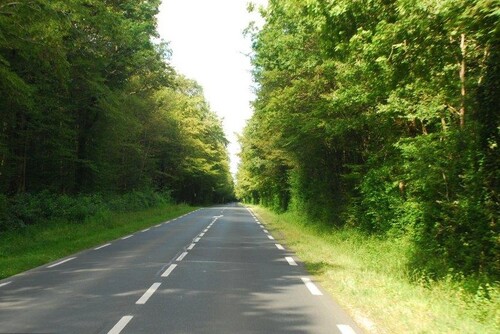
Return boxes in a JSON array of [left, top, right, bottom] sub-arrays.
[[121, 235, 133, 240], [94, 243, 111, 250], [285, 256, 297, 266], [187, 243, 195, 250], [0, 281, 12, 288], [108, 315, 133, 334], [337, 324, 357, 334], [141, 228, 150, 232], [161, 264, 177, 277], [267, 235, 275, 240], [136, 282, 161, 305], [301, 277, 323, 296], [176, 252, 188, 261], [275, 244, 285, 250], [47, 257, 76, 268]]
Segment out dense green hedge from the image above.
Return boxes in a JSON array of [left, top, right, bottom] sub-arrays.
[[0, 190, 173, 231]]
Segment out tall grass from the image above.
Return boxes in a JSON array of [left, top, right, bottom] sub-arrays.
[[253, 206, 500, 334]]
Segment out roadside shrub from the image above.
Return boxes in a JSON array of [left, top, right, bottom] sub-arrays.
[[0, 190, 173, 231]]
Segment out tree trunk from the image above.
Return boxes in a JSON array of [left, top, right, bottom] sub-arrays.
[[459, 33, 466, 128]]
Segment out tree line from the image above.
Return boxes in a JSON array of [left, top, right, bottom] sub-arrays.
[[0, 0, 234, 228], [237, 0, 498, 281]]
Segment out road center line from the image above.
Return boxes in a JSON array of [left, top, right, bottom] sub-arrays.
[[161, 264, 177, 277], [267, 235, 275, 240], [0, 281, 12, 288], [194, 237, 201, 242], [94, 243, 111, 250], [337, 324, 357, 334], [203, 228, 208, 232], [275, 244, 285, 250], [136, 282, 161, 304], [47, 257, 76, 268], [301, 277, 323, 295], [199, 232, 205, 237], [285, 257, 297, 266], [121, 235, 133, 240], [108, 315, 133, 334], [187, 243, 195, 250], [176, 252, 188, 261]]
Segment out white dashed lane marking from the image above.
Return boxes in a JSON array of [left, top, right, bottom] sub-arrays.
[[187, 243, 195, 250], [161, 264, 177, 278], [0, 281, 12, 288], [267, 235, 274, 240], [285, 257, 297, 266], [337, 324, 357, 334], [136, 282, 161, 305], [108, 315, 133, 334], [176, 252, 188, 262], [47, 257, 76, 268], [94, 243, 111, 250], [275, 244, 285, 250], [301, 277, 323, 296]]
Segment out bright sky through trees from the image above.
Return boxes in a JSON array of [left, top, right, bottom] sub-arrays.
[[157, 0, 267, 175]]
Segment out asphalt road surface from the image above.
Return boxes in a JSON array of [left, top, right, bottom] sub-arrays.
[[0, 204, 362, 334]]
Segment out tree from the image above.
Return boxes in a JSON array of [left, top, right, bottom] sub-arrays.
[[238, 0, 499, 278]]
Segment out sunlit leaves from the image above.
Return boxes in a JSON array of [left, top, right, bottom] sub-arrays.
[[238, 0, 498, 278], [0, 0, 233, 204]]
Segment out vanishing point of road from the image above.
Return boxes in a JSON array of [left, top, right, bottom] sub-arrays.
[[0, 204, 362, 333]]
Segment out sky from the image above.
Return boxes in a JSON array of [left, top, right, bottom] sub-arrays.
[[156, 0, 267, 175]]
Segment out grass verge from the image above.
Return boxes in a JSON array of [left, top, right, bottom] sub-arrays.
[[0, 203, 195, 279], [251, 206, 499, 334]]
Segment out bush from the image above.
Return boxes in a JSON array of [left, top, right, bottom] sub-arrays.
[[0, 190, 173, 231]]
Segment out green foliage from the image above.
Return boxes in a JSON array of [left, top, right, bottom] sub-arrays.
[[0, 190, 173, 231], [0, 1, 233, 206], [238, 0, 499, 282]]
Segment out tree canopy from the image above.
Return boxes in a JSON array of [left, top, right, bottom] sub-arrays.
[[237, 0, 499, 280], [0, 0, 234, 204]]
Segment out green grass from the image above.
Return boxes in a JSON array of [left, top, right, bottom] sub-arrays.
[[0, 203, 195, 279], [252, 206, 500, 334]]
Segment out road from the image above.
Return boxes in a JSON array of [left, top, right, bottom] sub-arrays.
[[0, 204, 362, 334]]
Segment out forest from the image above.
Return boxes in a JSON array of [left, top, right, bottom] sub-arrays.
[[237, 0, 499, 282], [0, 0, 234, 230]]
